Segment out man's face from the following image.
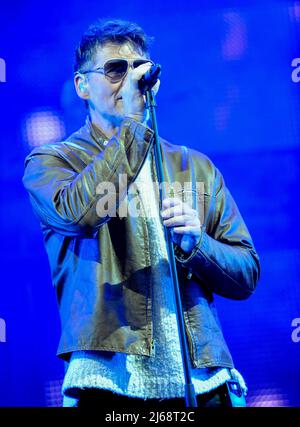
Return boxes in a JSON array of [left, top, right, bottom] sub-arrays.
[[76, 42, 149, 127]]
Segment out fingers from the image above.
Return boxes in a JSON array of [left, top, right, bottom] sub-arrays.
[[133, 64, 160, 97], [161, 205, 194, 219], [161, 197, 201, 254], [163, 214, 198, 227], [161, 198, 196, 219], [172, 225, 201, 235], [131, 62, 153, 82], [161, 196, 200, 231], [119, 63, 152, 119], [118, 60, 159, 121], [162, 197, 182, 209], [129, 64, 160, 95]]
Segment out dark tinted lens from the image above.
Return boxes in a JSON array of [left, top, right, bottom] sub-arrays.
[[104, 59, 128, 82], [133, 60, 152, 69]]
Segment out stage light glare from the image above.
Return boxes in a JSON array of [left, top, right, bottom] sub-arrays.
[[23, 109, 66, 147]]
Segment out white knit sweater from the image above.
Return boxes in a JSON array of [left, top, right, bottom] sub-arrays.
[[62, 151, 246, 406]]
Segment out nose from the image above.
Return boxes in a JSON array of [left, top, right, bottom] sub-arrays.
[[121, 62, 139, 81], [128, 62, 136, 71]]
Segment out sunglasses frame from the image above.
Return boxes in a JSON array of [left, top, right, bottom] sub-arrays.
[[76, 58, 155, 83]]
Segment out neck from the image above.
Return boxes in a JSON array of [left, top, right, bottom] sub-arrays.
[[89, 109, 120, 139], [89, 109, 149, 140]]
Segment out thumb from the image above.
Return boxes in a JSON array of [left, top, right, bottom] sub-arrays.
[[152, 79, 160, 96], [180, 235, 191, 253]]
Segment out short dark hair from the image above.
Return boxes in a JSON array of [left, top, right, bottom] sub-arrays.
[[74, 19, 153, 73]]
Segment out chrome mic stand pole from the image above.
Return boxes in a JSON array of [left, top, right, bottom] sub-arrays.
[[144, 83, 197, 408]]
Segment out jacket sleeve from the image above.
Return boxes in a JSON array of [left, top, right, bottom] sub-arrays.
[[175, 167, 260, 300], [22, 118, 153, 236]]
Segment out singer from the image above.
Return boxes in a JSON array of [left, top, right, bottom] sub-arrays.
[[22, 19, 260, 408]]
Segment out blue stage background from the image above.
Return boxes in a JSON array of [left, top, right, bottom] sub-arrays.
[[0, 0, 299, 406]]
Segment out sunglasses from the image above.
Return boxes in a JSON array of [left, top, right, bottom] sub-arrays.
[[78, 58, 155, 83]]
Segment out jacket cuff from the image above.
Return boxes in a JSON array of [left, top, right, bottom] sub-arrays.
[[122, 117, 154, 148], [174, 226, 205, 269], [174, 227, 212, 280]]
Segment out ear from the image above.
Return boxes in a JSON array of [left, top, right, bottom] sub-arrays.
[[74, 73, 90, 100]]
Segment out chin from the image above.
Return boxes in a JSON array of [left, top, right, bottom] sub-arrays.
[[112, 113, 124, 126]]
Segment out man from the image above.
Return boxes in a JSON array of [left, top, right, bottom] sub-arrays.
[[23, 19, 260, 408]]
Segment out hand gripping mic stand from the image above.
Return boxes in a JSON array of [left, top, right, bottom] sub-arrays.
[[141, 65, 197, 408]]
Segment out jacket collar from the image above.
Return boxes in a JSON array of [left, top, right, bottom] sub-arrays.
[[85, 115, 109, 149]]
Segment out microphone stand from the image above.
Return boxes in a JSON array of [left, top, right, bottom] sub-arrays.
[[144, 87, 197, 408]]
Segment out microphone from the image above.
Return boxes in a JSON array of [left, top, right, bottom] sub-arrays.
[[139, 63, 161, 94]]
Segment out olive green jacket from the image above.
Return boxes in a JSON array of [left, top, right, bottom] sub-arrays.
[[23, 117, 260, 367]]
